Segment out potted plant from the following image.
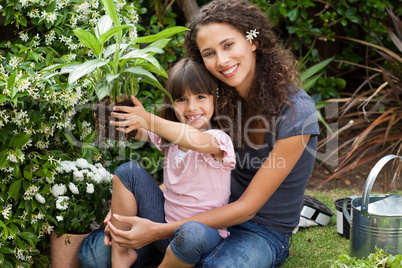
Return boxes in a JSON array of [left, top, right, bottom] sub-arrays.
[[43, 0, 188, 141], [45, 158, 113, 267]]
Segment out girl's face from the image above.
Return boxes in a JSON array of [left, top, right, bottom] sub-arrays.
[[196, 23, 257, 99], [173, 90, 214, 131]]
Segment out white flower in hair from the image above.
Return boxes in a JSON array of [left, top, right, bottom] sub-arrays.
[[246, 29, 259, 42]]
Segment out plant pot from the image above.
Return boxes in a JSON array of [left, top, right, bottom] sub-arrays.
[[50, 231, 91, 268], [93, 96, 137, 142], [334, 198, 351, 239]]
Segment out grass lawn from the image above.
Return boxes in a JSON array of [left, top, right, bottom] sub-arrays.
[[282, 188, 402, 267], [132, 188, 402, 268], [282, 189, 357, 268]]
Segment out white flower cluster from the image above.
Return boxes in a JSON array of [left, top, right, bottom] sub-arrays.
[[80, 120, 93, 140], [2, 204, 12, 220], [56, 158, 112, 184], [23, 185, 40, 201]]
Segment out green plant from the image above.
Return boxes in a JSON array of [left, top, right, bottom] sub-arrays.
[[318, 7, 402, 184], [46, 158, 112, 235], [0, 0, 179, 265], [324, 247, 402, 268], [43, 0, 188, 104]]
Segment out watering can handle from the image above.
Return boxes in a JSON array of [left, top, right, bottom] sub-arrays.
[[342, 196, 357, 224], [361, 154, 402, 213]]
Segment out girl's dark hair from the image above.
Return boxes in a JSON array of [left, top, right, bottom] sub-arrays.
[[159, 58, 219, 146], [185, 0, 300, 147]]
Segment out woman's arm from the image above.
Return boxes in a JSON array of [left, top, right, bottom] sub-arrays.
[[110, 96, 223, 158], [108, 134, 310, 249]]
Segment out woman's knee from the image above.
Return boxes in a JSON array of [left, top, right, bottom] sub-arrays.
[[171, 222, 219, 256]]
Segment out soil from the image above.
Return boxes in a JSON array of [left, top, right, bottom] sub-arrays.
[[307, 158, 402, 193], [94, 97, 137, 141]]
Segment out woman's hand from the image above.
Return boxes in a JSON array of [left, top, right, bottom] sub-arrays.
[[107, 214, 163, 249], [110, 96, 151, 134]]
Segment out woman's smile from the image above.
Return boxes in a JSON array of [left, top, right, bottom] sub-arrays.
[[221, 64, 239, 77]]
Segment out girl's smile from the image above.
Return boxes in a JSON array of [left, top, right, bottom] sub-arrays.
[[196, 23, 257, 99], [174, 91, 214, 131]]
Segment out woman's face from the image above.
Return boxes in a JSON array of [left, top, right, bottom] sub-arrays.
[[196, 23, 257, 99]]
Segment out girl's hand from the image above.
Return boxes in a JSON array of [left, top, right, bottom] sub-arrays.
[[103, 210, 112, 246], [108, 214, 162, 249], [110, 96, 150, 133]]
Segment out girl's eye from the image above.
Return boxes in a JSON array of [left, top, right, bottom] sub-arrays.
[[176, 97, 186, 102], [197, 95, 206, 99]]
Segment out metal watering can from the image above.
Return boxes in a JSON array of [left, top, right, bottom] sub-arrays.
[[343, 154, 402, 258]]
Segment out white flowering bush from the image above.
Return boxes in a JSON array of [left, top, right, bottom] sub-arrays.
[[0, 0, 185, 266], [46, 158, 112, 235]]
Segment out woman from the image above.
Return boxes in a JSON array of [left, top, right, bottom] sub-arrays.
[[79, 0, 319, 267]]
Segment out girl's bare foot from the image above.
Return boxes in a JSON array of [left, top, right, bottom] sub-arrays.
[[112, 246, 137, 268]]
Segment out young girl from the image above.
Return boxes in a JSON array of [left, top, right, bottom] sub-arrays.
[[80, 0, 320, 267], [106, 58, 235, 267]]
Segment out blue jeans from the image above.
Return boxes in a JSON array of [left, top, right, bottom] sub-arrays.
[[79, 162, 291, 267], [170, 221, 222, 265], [79, 162, 224, 267], [79, 162, 168, 268], [196, 220, 291, 268]]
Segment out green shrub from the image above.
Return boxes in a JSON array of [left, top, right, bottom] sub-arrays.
[[249, 0, 400, 101], [0, 0, 187, 266]]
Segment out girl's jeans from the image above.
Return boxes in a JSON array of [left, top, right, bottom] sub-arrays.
[[79, 162, 291, 267]]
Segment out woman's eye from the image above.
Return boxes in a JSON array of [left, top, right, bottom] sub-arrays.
[[224, 42, 233, 49], [204, 51, 215, 57], [176, 98, 186, 102]]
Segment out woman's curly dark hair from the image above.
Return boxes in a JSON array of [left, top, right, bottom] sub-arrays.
[[185, 0, 300, 147]]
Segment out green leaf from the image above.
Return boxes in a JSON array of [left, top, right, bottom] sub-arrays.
[[28, 51, 40, 62], [100, 0, 120, 26], [74, 29, 102, 56], [302, 73, 323, 92], [9, 133, 30, 150], [83, 131, 96, 143], [123, 68, 172, 103], [140, 46, 165, 55], [288, 8, 299, 21], [23, 171, 32, 180], [7, 70, 17, 90], [133, 26, 188, 44], [317, 110, 333, 133], [0, 94, 6, 104], [99, 24, 135, 46], [136, 62, 168, 78], [148, 38, 172, 50], [106, 73, 120, 83], [121, 50, 162, 73], [8, 179, 22, 200], [300, 57, 334, 81], [64, 132, 75, 150], [68, 59, 109, 85], [0, 220, 9, 238], [95, 15, 114, 39], [95, 78, 113, 101]]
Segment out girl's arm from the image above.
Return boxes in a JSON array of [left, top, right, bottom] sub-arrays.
[[107, 134, 311, 249], [128, 128, 150, 142], [110, 96, 224, 158]]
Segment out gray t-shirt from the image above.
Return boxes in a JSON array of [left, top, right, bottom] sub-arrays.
[[229, 89, 320, 233]]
